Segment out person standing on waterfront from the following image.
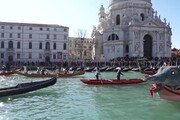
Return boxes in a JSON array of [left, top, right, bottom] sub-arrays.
[[117, 68, 123, 80], [95, 67, 101, 80]]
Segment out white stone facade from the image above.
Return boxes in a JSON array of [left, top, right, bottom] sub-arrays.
[[0, 22, 69, 65], [92, 0, 172, 60]]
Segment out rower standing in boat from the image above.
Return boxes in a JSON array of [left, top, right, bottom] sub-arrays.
[[41, 67, 46, 75], [41, 67, 49, 75], [1, 65, 6, 73], [117, 68, 123, 80], [36, 67, 41, 74], [23, 65, 28, 73], [54, 66, 61, 75], [95, 67, 101, 80]]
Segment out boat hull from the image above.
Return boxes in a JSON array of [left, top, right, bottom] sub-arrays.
[[17, 71, 85, 78], [0, 77, 57, 98], [80, 78, 146, 85], [157, 86, 180, 101], [140, 70, 157, 75], [0, 71, 15, 76]]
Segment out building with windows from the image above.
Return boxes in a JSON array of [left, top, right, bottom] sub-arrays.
[[69, 37, 94, 60], [0, 22, 69, 65], [92, 0, 172, 60]]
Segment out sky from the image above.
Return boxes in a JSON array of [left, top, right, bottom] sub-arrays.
[[0, 0, 179, 48]]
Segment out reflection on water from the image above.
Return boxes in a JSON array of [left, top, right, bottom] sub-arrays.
[[0, 71, 179, 120]]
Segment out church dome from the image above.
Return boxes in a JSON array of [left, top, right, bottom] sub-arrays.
[[109, 0, 152, 10], [110, 0, 151, 4]]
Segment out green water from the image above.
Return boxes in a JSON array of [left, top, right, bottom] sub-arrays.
[[0, 71, 180, 120]]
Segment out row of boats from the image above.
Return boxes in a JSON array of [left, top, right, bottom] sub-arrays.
[[0, 66, 157, 77], [0, 66, 157, 87], [0, 69, 86, 98], [0, 67, 147, 98], [1, 66, 180, 102]]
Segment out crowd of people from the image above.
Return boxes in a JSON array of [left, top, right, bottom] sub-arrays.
[[1, 57, 179, 79], [1, 56, 179, 70]]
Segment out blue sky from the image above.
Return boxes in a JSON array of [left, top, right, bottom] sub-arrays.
[[0, 0, 179, 48]]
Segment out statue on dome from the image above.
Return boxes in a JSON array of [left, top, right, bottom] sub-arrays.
[[164, 18, 167, 24], [168, 22, 170, 27]]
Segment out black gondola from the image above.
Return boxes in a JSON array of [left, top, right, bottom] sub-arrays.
[[99, 66, 108, 72], [105, 67, 116, 72], [0, 77, 57, 98], [85, 67, 95, 72]]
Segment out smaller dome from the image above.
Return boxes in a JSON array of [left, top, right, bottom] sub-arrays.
[[100, 5, 105, 12]]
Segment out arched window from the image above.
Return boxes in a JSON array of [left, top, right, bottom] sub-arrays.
[[45, 42, 50, 49], [8, 41, 13, 48], [126, 45, 129, 53], [108, 36, 111, 40], [112, 34, 115, 40], [116, 15, 120, 25], [108, 34, 119, 41], [63, 43, 66, 50], [1, 41, 4, 48], [39, 42, 42, 49], [140, 13, 145, 21], [53, 43, 56, 50], [29, 42, 32, 49], [17, 41, 21, 49]]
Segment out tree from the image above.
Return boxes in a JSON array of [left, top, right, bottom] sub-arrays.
[[76, 29, 87, 39], [172, 47, 178, 51], [75, 29, 87, 59]]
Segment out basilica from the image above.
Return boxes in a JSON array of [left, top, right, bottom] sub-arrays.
[[92, 0, 172, 60]]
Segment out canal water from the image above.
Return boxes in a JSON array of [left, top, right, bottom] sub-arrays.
[[0, 71, 180, 120]]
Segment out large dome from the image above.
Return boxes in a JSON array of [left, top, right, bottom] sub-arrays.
[[110, 0, 151, 4], [109, 0, 152, 10]]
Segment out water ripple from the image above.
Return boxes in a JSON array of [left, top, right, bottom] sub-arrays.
[[0, 73, 180, 120]]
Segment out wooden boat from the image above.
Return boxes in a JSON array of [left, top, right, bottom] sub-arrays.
[[131, 67, 140, 72], [150, 84, 180, 101], [0, 77, 57, 98], [105, 67, 116, 72], [85, 67, 95, 72], [99, 66, 108, 72], [0, 71, 15, 76], [76, 67, 84, 71], [17, 71, 85, 78], [140, 70, 157, 75], [80, 78, 146, 85], [122, 67, 132, 72], [58, 71, 85, 77]]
